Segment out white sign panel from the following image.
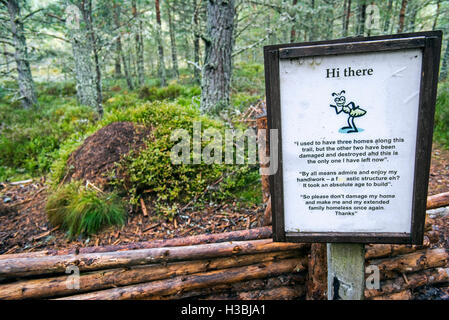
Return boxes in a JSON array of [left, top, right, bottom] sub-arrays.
[[279, 49, 422, 234]]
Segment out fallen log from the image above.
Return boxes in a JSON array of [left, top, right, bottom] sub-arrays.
[[370, 289, 413, 300], [368, 248, 449, 280], [0, 250, 300, 300], [0, 239, 308, 279], [365, 267, 449, 298], [0, 227, 273, 260], [150, 273, 307, 300], [57, 257, 307, 300], [427, 191, 449, 210]]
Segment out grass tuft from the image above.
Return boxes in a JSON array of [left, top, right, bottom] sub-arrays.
[[46, 182, 126, 238]]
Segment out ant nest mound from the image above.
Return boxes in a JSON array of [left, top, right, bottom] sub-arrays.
[[63, 122, 151, 188]]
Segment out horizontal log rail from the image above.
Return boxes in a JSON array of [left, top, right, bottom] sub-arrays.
[[0, 239, 308, 279], [57, 257, 307, 300], [0, 250, 300, 300], [367, 248, 449, 280], [426, 191, 449, 210], [365, 267, 449, 298], [0, 227, 273, 261], [152, 273, 307, 300], [202, 286, 306, 300]]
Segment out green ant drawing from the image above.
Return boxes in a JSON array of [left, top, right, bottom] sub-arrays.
[[329, 90, 367, 133]]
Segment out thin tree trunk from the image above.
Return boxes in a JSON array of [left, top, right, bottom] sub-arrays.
[[166, 1, 179, 79], [344, 0, 352, 36], [83, 0, 103, 118], [439, 38, 449, 81], [326, 0, 334, 39], [290, 0, 298, 42], [113, 2, 122, 78], [406, 1, 418, 32], [433, 0, 441, 30], [68, 1, 98, 110], [155, 0, 166, 87], [200, 0, 235, 113], [383, 0, 393, 33], [193, 0, 201, 84], [122, 50, 135, 90], [356, 0, 366, 36], [3, 43, 10, 74], [113, 1, 133, 90], [132, 0, 145, 87], [397, 0, 408, 33], [308, 0, 316, 41], [114, 47, 122, 78], [6, 0, 37, 109]]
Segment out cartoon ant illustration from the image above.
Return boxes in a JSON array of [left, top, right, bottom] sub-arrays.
[[329, 90, 366, 133]]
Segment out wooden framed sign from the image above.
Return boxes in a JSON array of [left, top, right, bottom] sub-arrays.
[[264, 31, 442, 244]]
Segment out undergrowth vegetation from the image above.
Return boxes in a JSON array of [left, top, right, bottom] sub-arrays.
[[434, 81, 449, 147], [1, 65, 263, 236]]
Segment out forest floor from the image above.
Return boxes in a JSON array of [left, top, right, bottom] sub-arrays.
[[0, 180, 262, 255], [1, 143, 449, 255]]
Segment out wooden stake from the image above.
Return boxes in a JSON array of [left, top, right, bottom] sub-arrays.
[[327, 243, 365, 300]]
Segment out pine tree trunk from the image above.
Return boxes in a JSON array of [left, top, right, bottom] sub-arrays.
[[166, 2, 179, 79], [193, 0, 201, 84], [433, 0, 441, 30], [6, 0, 37, 109], [383, 0, 393, 33], [113, 2, 122, 78], [2, 43, 10, 74], [83, 0, 103, 118], [290, 0, 298, 42], [326, 0, 334, 39], [113, 1, 134, 90], [114, 48, 122, 78], [343, 0, 351, 36], [356, 0, 366, 36], [439, 39, 449, 81], [397, 0, 408, 33], [406, 1, 418, 32], [155, 0, 166, 87], [68, 2, 98, 110], [200, 0, 235, 113], [308, 0, 316, 41], [132, 0, 145, 87]]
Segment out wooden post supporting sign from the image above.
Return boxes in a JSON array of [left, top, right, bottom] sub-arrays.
[[327, 243, 365, 300]]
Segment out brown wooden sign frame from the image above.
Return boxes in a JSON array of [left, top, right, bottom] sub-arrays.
[[264, 31, 442, 245]]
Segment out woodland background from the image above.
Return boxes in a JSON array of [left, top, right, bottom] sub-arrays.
[[1, 0, 449, 244]]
